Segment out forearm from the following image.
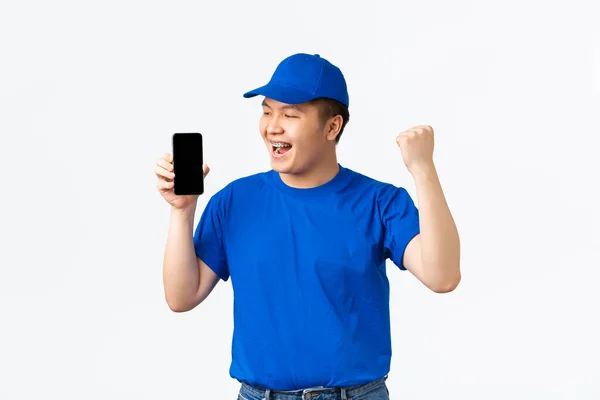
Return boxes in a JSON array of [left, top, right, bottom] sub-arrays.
[[412, 165, 461, 288], [162, 205, 201, 309]]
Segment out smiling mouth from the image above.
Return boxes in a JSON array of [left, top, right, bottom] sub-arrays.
[[271, 141, 292, 155]]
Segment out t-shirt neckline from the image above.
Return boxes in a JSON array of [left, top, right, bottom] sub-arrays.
[[269, 163, 349, 197]]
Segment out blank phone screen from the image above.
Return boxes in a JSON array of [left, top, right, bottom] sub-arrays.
[[172, 133, 204, 195]]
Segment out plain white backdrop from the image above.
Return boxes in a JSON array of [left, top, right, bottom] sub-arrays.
[[1, 0, 599, 399]]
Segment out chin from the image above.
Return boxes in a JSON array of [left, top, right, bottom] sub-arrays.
[[270, 160, 293, 174]]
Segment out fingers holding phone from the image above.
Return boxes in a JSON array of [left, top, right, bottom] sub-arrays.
[[202, 163, 210, 178], [156, 152, 175, 180], [156, 151, 209, 210]]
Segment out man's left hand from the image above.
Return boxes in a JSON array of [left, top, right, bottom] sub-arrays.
[[396, 125, 435, 175]]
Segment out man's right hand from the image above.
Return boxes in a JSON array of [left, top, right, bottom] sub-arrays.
[[155, 152, 210, 210]]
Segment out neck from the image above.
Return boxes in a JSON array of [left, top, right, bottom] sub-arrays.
[[279, 155, 340, 189]]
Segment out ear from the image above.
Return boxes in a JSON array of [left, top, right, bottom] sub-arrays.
[[325, 115, 343, 142]]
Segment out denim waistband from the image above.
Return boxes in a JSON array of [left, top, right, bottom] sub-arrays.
[[240, 375, 388, 400]]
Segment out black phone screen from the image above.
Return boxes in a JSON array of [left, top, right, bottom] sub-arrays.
[[172, 132, 204, 195]]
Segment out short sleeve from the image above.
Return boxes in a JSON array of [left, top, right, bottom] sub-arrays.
[[378, 185, 420, 270], [193, 193, 230, 281]]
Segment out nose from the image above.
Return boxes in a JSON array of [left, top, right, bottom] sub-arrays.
[[266, 115, 284, 136]]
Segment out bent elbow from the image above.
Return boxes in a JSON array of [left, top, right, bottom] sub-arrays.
[[168, 303, 191, 313], [166, 297, 197, 313], [429, 273, 461, 294]]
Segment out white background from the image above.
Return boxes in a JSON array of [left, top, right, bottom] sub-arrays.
[[1, 0, 599, 399]]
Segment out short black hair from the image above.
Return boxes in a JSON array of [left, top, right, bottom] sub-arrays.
[[309, 97, 350, 144]]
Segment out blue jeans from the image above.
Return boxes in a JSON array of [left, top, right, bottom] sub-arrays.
[[237, 376, 389, 400]]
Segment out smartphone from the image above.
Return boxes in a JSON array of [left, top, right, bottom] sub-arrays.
[[172, 132, 204, 195]]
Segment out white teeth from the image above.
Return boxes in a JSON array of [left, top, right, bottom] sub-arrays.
[[271, 142, 291, 148]]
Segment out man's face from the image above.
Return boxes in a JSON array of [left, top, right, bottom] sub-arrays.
[[259, 97, 332, 174]]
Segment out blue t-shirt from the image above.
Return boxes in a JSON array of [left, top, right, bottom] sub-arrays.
[[193, 164, 420, 390]]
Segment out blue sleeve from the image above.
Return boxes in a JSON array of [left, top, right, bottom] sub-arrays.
[[193, 193, 230, 281], [378, 185, 421, 270]]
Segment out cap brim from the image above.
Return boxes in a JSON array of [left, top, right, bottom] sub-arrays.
[[243, 83, 315, 105]]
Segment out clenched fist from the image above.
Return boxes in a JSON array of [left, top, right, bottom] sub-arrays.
[[396, 125, 435, 175]]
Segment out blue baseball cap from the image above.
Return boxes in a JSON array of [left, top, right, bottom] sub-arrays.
[[243, 53, 349, 107]]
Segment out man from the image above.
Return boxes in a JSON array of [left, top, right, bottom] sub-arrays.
[[156, 53, 460, 400]]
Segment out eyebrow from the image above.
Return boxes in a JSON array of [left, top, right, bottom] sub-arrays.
[[261, 99, 302, 112]]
